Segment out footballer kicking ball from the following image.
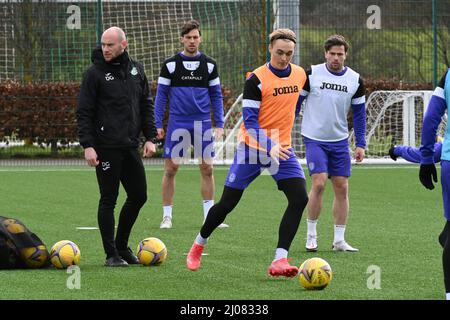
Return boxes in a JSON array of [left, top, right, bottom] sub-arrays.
[[298, 257, 332, 290], [50, 240, 81, 269], [136, 237, 167, 266]]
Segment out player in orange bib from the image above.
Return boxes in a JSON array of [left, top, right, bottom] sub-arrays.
[[186, 28, 309, 277]]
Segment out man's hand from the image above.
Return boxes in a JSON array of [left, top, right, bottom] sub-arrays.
[[354, 147, 365, 163], [84, 147, 99, 167], [269, 144, 291, 165], [214, 127, 224, 140], [143, 141, 156, 158], [157, 128, 165, 140], [419, 163, 438, 190]]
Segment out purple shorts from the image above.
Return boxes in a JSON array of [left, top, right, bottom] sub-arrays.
[[303, 136, 351, 177], [163, 119, 214, 159], [224, 143, 305, 190]]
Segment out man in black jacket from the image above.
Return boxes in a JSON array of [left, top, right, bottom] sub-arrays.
[[77, 26, 157, 267]]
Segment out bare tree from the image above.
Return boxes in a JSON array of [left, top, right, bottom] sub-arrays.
[[5, 0, 54, 82]]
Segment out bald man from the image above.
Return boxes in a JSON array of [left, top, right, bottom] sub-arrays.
[[77, 27, 158, 267]]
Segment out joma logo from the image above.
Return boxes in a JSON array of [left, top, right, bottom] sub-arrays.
[[272, 85, 299, 96], [320, 82, 348, 92]]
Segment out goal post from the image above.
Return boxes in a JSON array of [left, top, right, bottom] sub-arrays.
[[362, 90, 434, 160]]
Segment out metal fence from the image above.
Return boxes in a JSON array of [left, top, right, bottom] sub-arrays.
[[0, 0, 449, 162]]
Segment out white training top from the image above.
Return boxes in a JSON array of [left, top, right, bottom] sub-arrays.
[[300, 63, 365, 142]]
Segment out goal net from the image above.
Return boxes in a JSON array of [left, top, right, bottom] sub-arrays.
[[215, 90, 442, 164], [359, 90, 437, 160], [102, 1, 193, 84], [0, 0, 264, 97]]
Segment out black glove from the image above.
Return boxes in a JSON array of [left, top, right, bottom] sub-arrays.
[[419, 163, 438, 190]]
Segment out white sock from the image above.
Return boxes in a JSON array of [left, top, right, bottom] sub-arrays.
[[446, 292, 450, 300], [195, 233, 208, 246], [307, 219, 318, 237], [203, 200, 214, 221], [274, 248, 288, 261], [334, 225, 346, 244], [163, 205, 172, 219]]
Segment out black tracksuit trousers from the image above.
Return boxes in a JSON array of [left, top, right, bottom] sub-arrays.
[[95, 147, 147, 258]]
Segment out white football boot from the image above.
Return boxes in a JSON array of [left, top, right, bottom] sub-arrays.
[[332, 240, 359, 252], [305, 234, 318, 252], [203, 218, 229, 228], [160, 216, 172, 229]]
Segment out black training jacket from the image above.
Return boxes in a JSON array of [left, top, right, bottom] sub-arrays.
[[77, 47, 157, 149]]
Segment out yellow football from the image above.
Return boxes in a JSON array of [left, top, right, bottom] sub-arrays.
[[136, 237, 167, 266], [298, 257, 332, 290], [50, 240, 81, 269]]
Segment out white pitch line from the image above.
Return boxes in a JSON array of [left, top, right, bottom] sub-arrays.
[[0, 165, 421, 172], [351, 166, 420, 169], [0, 166, 232, 172]]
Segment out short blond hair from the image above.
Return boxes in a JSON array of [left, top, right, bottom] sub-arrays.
[[269, 28, 296, 45]]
